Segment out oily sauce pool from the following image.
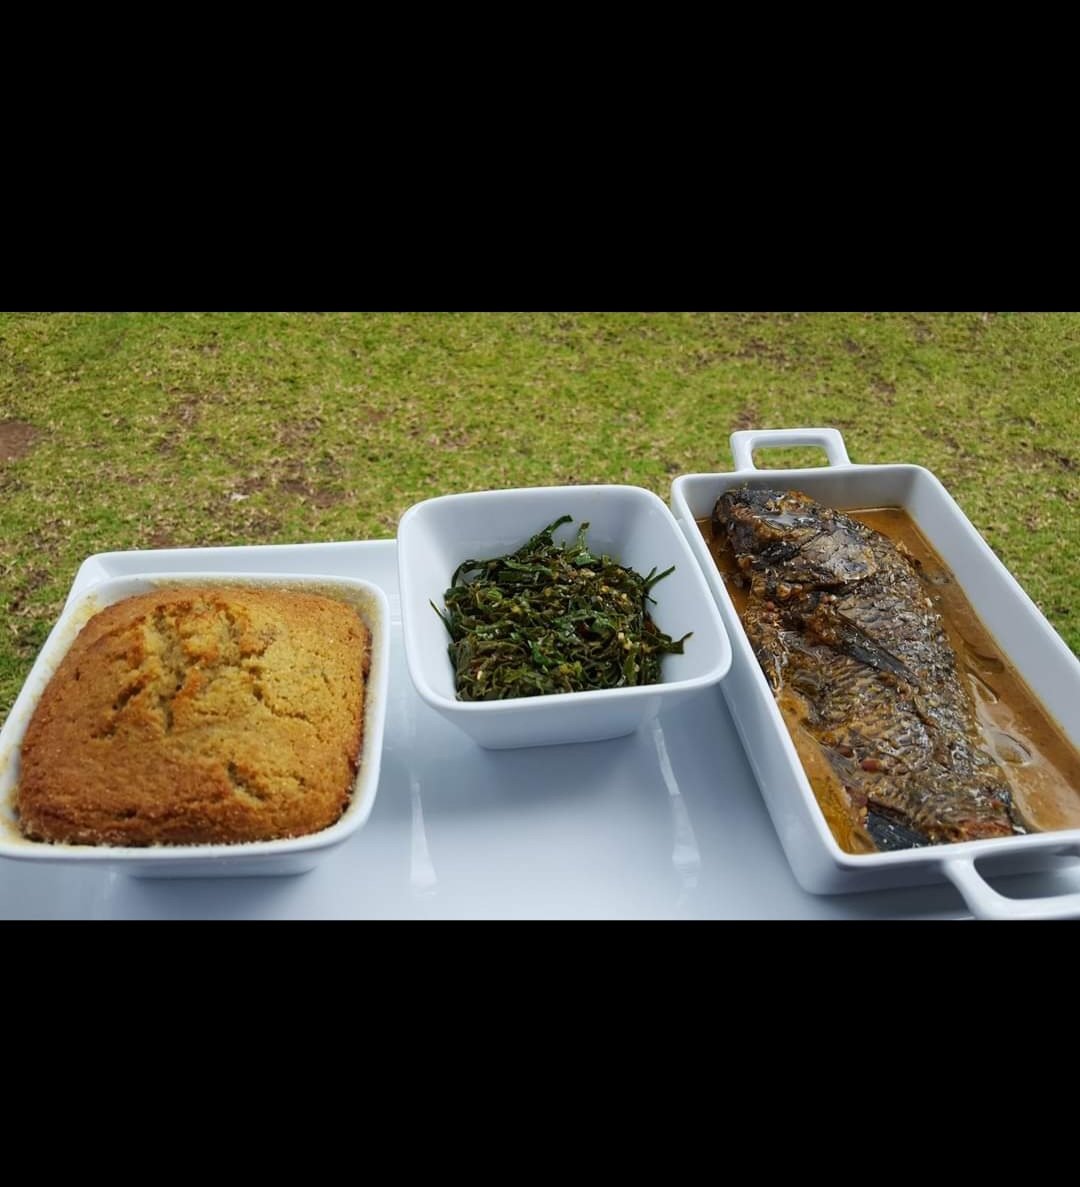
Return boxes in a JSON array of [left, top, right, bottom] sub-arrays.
[[698, 508, 1080, 853]]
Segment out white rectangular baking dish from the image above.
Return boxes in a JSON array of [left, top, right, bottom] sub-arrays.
[[671, 427, 1080, 919], [0, 571, 390, 878]]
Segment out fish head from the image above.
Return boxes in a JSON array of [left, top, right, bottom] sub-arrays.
[[713, 487, 879, 588]]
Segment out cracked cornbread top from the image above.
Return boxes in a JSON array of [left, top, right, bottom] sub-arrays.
[[16, 586, 371, 846]]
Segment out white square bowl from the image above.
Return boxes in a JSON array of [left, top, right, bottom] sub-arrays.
[[0, 572, 390, 878], [397, 485, 732, 749]]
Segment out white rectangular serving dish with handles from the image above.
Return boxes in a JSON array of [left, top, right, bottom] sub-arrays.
[[671, 427, 1080, 920], [0, 572, 391, 878]]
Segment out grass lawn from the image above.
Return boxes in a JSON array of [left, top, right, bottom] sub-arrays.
[[1, 311, 1078, 725]]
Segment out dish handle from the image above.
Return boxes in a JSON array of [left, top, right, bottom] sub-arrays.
[[943, 851, 1080, 920], [730, 428, 852, 472]]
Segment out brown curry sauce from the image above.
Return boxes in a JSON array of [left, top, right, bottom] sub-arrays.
[[698, 508, 1080, 853]]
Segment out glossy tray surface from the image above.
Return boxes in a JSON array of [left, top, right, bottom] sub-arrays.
[[2, 539, 1064, 919]]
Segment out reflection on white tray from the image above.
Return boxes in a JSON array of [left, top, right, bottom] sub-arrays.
[[1, 540, 1065, 919]]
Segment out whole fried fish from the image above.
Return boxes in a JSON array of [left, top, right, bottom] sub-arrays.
[[713, 487, 1025, 850]]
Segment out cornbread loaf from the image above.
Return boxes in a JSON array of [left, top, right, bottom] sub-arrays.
[[16, 585, 372, 846]]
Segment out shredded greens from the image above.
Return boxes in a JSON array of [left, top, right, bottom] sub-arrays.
[[434, 515, 692, 701]]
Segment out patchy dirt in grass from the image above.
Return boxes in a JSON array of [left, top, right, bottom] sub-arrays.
[[175, 395, 203, 426], [913, 322, 932, 343], [734, 339, 790, 367], [156, 389, 222, 455], [277, 417, 323, 447], [230, 508, 283, 539], [1024, 509, 1053, 532], [235, 475, 272, 497], [6, 608, 64, 659], [227, 453, 343, 508], [316, 454, 343, 478], [679, 346, 734, 371], [278, 478, 342, 507], [0, 420, 40, 463], [967, 313, 996, 342], [732, 404, 761, 431], [870, 378, 897, 404], [7, 567, 51, 612], [411, 428, 476, 451], [23, 517, 70, 560], [1034, 447, 1078, 472]]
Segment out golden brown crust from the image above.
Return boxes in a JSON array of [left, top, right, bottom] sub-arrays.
[[16, 586, 371, 846]]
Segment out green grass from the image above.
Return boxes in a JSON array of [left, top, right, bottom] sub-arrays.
[[2, 311, 1078, 725]]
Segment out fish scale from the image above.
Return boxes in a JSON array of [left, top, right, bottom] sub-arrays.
[[714, 487, 1025, 850]]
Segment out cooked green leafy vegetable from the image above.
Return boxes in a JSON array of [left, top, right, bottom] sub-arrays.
[[435, 515, 692, 701]]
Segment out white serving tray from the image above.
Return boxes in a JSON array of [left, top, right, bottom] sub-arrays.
[[3, 539, 1077, 919]]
